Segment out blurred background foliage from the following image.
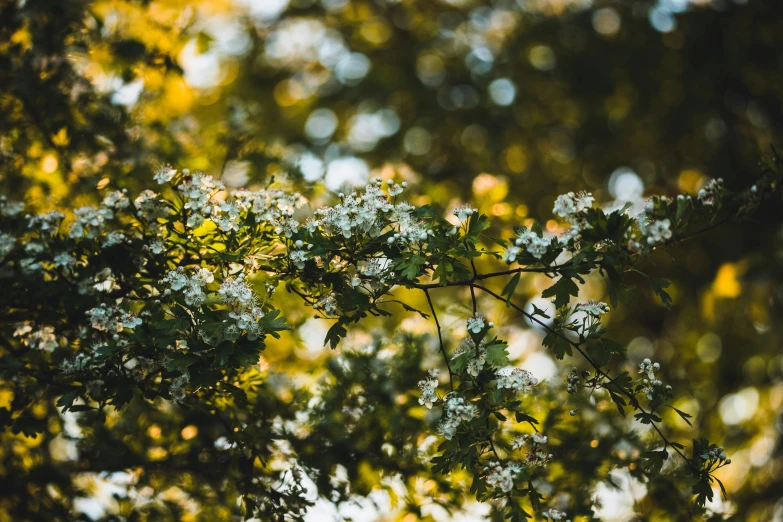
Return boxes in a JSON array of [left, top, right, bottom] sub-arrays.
[[1, 0, 783, 520]]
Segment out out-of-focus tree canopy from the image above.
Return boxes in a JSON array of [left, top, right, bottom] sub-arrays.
[[1, 0, 782, 520]]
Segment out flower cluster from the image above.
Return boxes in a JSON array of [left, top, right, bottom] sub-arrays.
[[133, 190, 170, 226], [542, 509, 570, 522], [552, 191, 595, 223], [698, 178, 724, 206], [417, 369, 439, 409], [452, 204, 477, 223], [314, 293, 338, 315], [496, 368, 538, 394], [178, 171, 226, 228], [86, 303, 142, 334], [513, 431, 553, 467], [638, 358, 671, 400], [484, 460, 522, 493], [15, 323, 59, 351], [219, 274, 265, 340], [508, 226, 550, 261], [0, 233, 15, 261], [437, 395, 478, 440], [456, 337, 487, 377], [310, 178, 417, 241], [28, 210, 65, 233], [162, 267, 215, 307], [69, 206, 115, 239], [698, 445, 731, 466], [565, 367, 580, 394], [644, 218, 673, 245], [575, 300, 610, 317]]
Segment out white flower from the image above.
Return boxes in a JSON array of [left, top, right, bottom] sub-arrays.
[[102, 190, 129, 209], [485, 461, 519, 493], [466, 314, 486, 334], [315, 293, 338, 315], [575, 300, 610, 317], [542, 508, 570, 521], [497, 368, 538, 394], [503, 245, 521, 264], [290, 249, 308, 269], [147, 237, 165, 254], [0, 233, 14, 261], [646, 219, 672, 245], [134, 190, 170, 225], [53, 251, 76, 268], [69, 206, 113, 239], [103, 231, 125, 247], [23, 326, 58, 351], [527, 235, 549, 259], [531, 433, 547, 444], [437, 395, 478, 440], [28, 210, 65, 232], [452, 204, 477, 223], [0, 197, 24, 217], [120, 313, 142, 329], [697, 178, 723, 206], [553, 191, 593, 223], [417, 369, 439, 408], [154, 165, 177, 184], [638, 358, 660, 381]]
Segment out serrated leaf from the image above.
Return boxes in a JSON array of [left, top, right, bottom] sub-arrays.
[[649, 277, 673, 310], [541, 276, 579, 308], [485, 339, 510, 367], [542, 332, 572, 359]]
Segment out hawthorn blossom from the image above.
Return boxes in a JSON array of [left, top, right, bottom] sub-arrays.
[[437, 395, 477, 440], [467, 314, 485, 334], [553, 191, 594, 223], [645, 219, 672, 245], [418, 369, 439, 408], [496, 368, 538, 394], [698, 178, 723, 206], [154, 165, 177, 184], [542, 509, 570, 521], [485, 461, 518, 493], [575, 300, 610, 317], [452, 204, 477, 223]]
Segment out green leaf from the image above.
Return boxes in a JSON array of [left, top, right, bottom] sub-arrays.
[[501, 272, 521, 307], [641, 449, 668, 475], [649, 277, 673, 310], [671, 406, 693, 427], [529, 303, 550, 319], [692, 477, 714, 507], [56, 388, 82, 412], [324, 321, 347, 349], [541, 276, 579, 308], [485, 339, 510, 367], [542, 332, 572, 359], [395, 254, 426, 281], [166, 353, 200, 372], [514, 412, 539, 427]]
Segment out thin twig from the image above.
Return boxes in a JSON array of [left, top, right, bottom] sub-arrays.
[[423, 288, 453, 390]]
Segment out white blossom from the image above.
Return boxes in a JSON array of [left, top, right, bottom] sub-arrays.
[[437, 395, 478, 440], [497, 368, 538, 394], [153, 165, 177, 184], [645, 219, 672, 245], [452, 204, 476, 223], [467, 314, 485, 334], [418, 369, 439, 408], [575, 300, 609, 317]]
